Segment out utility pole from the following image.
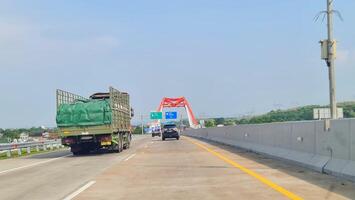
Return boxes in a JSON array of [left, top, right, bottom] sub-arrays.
[[326, 0, 337, 119], [141, 114, 144, 135], [179, 113, 183, 130]]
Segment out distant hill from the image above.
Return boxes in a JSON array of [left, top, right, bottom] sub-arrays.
[[204, 101, 355, 127], [238, 101, 355, 125]]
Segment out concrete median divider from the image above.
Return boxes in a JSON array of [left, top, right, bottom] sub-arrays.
[[183, 118, 355, 182]]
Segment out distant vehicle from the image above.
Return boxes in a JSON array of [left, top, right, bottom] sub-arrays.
[[217, 124, 224, 127], [56, 87, 133, 155], [162, 123, 180, 141], [151, 126, 162, 137]]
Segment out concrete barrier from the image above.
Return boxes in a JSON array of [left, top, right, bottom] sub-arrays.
[[183, 118, 355, 182]]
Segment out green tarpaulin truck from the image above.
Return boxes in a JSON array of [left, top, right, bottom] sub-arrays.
[[56, 87, 134, 155]]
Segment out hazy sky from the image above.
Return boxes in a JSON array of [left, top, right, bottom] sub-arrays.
[[0, 1, 354, 128]]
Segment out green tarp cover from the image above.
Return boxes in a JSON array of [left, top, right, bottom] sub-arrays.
[[56, 100, 112, 127]]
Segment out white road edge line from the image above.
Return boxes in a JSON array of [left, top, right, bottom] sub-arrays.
[[124, 154, 136, 161], [0, 154, 71, 175], [63, 180, 96, 200]]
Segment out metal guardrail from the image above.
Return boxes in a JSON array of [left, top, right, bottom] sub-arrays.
[[0, 140, 61, 151], [0, 140, 63, 157]]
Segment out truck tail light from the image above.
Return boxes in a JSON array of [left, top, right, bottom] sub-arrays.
[[62, 138, 75, 145]]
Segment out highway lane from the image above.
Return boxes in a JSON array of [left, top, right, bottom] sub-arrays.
[[1, 135, 355, 200], [76, 136, 355, 200], [0, 135, 149, 200]]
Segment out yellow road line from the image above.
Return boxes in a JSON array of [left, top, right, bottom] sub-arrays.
[[184, 136, 303, 200]]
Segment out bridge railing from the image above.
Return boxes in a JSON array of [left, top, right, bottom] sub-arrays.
[[0, 140, 63, 157]]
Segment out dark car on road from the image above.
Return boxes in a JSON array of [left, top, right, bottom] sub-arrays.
[[162, 124, 180, 141]]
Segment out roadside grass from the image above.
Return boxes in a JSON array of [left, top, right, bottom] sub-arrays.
[[0, 146, 68, 160]]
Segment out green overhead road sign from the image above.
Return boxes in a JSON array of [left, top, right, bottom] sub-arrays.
[[150, 112, 163, 120]]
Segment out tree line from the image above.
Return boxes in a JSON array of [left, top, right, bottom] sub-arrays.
[[204, 102, 355, 127], [0, 127, 57, 143], [2, 102, 355, 139]]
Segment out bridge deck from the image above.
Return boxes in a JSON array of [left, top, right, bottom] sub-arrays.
[[74, 136, 355, 200], [0, 135, 354, 200]]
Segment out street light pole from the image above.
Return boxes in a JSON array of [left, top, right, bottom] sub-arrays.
[[326, 0, 337, 119]]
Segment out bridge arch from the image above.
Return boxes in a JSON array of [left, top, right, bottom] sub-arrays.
[[157, 97, 199, 129]]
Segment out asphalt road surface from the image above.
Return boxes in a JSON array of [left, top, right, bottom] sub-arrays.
[[0, 135, 355, 200]]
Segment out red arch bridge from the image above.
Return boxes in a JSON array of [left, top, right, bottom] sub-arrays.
[[157, 97, 200, 129]]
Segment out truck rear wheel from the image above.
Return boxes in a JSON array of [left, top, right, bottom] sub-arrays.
[[112, 143, 120, 153], [111, 133, 123, 153], [71, 145, 83, 156], [124, 133, 131, 149], [72, 149, 88, 155], [119, 133, 124, 152]]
